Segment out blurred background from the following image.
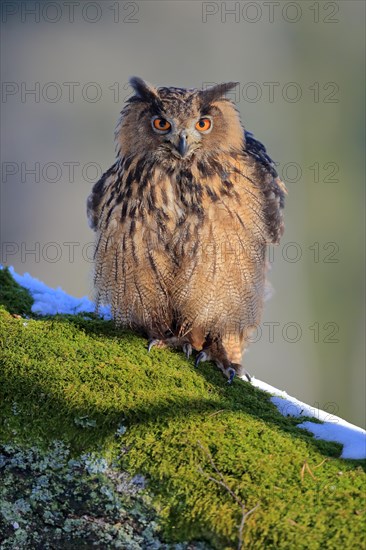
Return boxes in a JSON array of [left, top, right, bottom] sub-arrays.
[[1, 1, 364, 426]]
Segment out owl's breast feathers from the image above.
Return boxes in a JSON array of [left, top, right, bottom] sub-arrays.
[[87, 131, 285, 331], [88, 130, 286, 251]]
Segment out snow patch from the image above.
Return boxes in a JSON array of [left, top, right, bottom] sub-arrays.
[[7, 266, 111, 319], [251, 377, 366, 460]]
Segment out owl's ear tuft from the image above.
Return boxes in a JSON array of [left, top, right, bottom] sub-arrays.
[[199, 82, 238, 108], [129, 76, 160, 103]]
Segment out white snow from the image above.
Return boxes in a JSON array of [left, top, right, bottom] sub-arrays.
[[7, 266, 111, 319], [251, 378, 366, 460], [2, 266, 365, 460]]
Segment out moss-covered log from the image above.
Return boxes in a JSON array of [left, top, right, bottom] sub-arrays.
[[0, 269, 364, 548]]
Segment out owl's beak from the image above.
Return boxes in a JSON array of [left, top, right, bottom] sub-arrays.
[[177, 132, 189, 157]]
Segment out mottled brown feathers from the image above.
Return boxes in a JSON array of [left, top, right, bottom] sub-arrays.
[[87, 77, 286, 381]]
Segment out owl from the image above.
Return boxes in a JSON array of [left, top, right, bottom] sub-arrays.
[[87, 77, 286, 383]]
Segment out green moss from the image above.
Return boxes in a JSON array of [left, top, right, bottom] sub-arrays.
[[0, 267, 33, 316], [0, 272, 365, 549]]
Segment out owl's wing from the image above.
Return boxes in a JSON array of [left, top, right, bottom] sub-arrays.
[[87, 162, 119, 231], [244, 130, 287, 244]]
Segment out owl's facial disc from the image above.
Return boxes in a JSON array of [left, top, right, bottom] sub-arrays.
[[151, 115, 213, 158]]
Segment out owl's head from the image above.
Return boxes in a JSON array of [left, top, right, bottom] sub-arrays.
[[116, 77, 244, 164]]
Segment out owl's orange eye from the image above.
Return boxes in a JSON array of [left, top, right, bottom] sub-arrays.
[[152, 118, 171, 132], [195, 118, 212, 132]]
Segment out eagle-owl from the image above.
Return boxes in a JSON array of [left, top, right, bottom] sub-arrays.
[[87, 77, 286, 383]]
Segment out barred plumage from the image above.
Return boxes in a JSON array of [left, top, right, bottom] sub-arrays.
[[87, 77, 286, 382]]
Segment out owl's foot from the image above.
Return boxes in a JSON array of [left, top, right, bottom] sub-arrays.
[[194, 350, 251, 385], [147, 337, 192, 359]]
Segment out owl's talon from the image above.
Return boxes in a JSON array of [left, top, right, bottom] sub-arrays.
[[148, 339, 161, 352], [183, 343, 192, 359], [227, 368, 236, 384], [195, 351, 207, 368], [148, 337, 193, 357], [242, 369, 252, 383]]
